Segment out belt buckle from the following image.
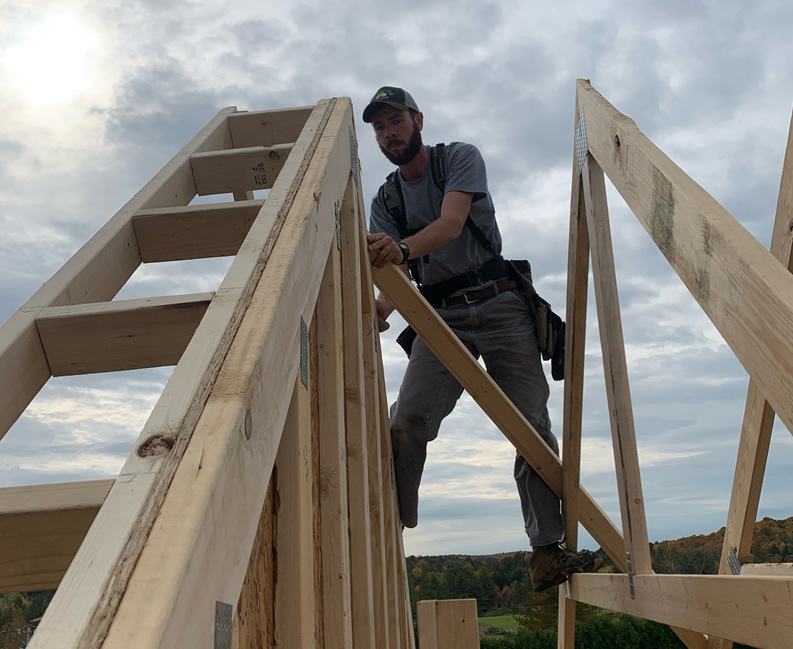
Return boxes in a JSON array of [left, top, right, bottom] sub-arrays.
[[464, 291, 479, 304]]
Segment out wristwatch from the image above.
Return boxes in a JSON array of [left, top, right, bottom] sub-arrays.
[[397, 241, 410, 264]]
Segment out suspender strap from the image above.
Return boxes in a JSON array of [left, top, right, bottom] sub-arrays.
[[380, 143, 500, 287]]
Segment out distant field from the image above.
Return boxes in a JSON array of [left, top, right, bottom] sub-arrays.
[[478, 614, 519, 632]]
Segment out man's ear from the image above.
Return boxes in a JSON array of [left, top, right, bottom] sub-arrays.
[[414, 111, 424, 131]]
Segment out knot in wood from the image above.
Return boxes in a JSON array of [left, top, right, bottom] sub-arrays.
[[137, 434, 176, 457]]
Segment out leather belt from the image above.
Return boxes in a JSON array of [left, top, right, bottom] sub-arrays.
[[438, 280, 517, 308]]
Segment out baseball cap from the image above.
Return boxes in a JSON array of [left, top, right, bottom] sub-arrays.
[[362, 86, 420, 123]]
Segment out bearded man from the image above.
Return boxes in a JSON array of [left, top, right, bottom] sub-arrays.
[[364, 86, 601, 591]]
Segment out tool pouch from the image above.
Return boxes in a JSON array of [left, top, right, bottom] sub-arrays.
[[396, 325, 418, 357], [507, 260, 566, 381]]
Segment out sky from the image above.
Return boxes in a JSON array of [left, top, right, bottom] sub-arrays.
[[1, 0, 792, 559]]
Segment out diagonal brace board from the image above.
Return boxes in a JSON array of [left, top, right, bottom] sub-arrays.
[[371, 263, 626, 569]]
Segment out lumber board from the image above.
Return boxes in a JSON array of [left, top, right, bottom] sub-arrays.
[[29, 100, 337, 649], [568, 573, 793, 649], [190, 144, 293, 195], [740, 563, 793, 576], [35, 293, 212, 376], [577, 78, 793, 437], [398, 529, 416, 649], [371, 263, 627, 571], [358, 203, 402, 649], [229, 106, 314, 148], [0, 107, 235, 441], [707, 113, 793, 649], [0, 480, 113, 593], [0, 314, 51, 442], [340, 177, 377, 648], [315, 239, 354, 649], [274, 376, 316, 648], [417, 599, 479, 649], [309, 316, 326, 649], [133, 200, 263, 262], [77, 99, 352, 649], [362, 277, 390, 649], [558, 126, 590, 648], [582, 156, 652, 575], [232, 474, 275, 649], [347, 179, 390, 649]]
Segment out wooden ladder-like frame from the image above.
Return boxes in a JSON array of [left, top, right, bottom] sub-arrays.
[[0, 98, 415, 649]]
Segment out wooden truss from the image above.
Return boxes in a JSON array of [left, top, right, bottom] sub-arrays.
[[1, 80, 791, 648], [0, 98, 414, 649], [371, 80, 793, 649]]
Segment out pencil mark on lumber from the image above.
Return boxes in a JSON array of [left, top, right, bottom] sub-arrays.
[[695, 222, 712, 303], [651, 167, 676, 264]]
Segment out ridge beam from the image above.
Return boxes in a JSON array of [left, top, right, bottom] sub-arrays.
[[229, 107, 314, 148], [36, 293, 213, 376], [0, 480, 113, 593], [133, 200, 264, 262], [191, 144, 294, 196]]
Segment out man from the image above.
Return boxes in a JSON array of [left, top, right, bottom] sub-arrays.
[[363, 86, 602, 592]]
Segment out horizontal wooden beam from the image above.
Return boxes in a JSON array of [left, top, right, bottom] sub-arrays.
[[0, 480, 113, 593], [35, 293, 212, 376], [578, 78, 793, 436], [229, 107, 314, 149], [372, 264, 626, 571], [741, 563, 793, 576], [190, 144, 293, 196], [568, 572, 793, 649], [133, 200, 264, 262]]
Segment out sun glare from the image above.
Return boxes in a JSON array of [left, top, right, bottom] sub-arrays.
[[4, 14, 98, 106]]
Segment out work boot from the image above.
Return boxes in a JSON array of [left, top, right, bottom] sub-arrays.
[[528, 543, 603, 592]]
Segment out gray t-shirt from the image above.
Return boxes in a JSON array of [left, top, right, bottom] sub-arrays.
[[369, 142, 502, 287]]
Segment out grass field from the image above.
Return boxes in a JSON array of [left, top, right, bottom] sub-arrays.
[[478, 614, 520, 633]]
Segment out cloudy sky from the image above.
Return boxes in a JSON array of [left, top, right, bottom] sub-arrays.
[[1, 0, 792, 559]]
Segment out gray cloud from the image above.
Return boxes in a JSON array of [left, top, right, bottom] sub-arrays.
[[1, 0, 791, 558]]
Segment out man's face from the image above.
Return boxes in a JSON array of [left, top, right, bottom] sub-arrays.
[[371, 106, 423, 165]]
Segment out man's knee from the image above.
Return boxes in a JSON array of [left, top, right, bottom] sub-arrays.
[[391, 423, 429, 463]]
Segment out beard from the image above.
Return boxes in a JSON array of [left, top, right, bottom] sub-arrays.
[[380, 120, 423, 165]]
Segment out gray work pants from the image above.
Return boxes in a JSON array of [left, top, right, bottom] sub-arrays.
[[389, 287, 565, 547]]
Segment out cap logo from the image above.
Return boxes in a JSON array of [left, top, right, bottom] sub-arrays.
[[373, 88, 394, 101]]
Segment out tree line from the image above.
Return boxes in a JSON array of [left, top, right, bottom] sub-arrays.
[[1, 517, 789, 647], [406, 516, 792, 648]]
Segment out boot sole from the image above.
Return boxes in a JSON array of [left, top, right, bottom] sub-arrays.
[[532, 556, 603, 592]]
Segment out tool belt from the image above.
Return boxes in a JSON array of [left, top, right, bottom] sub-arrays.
[[396, 258, 566, 381]]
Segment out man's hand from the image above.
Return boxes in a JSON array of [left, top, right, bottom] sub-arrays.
[[367, 232, 403, 268]]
